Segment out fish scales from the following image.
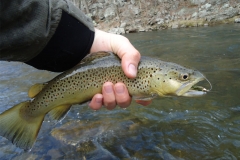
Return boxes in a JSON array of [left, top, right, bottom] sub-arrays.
[[0, 51, 207, 151], [31, 54, 163, 116]]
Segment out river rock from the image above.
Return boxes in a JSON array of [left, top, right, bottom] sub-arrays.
[[89, 3, 103, 10], [221, 3, 230, 9], [128, 5, 140, 15], [120, 22, 127, 28], [51, 120, 110, 146], [199, 10, 209, 18], [104, 7, 116, 20], [70, 0, 240, 33], [108, 27, 125, 34], [130, 0, 135, 4], [156, 18, 165, 25], [205, 3, 212, 11], [12, 153, 38, 160], [178, 8, 198, 16], [209, 0, 228, 5], [96, 0, 105, 2], [192, 12, 198, 18], [217, 7, 239, 20], [47, 149, 63, 159], [172, 22, 179, 29], [225, 7, 239, 16], [190, 0, 206, 5], [138, 26, 146, 32], [235, 18, 240, 22]]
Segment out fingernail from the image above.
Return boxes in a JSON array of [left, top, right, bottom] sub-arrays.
[[115, 85, 125, 94], [104, 85, 113, 93], [128, 64, 137, 77], [95, 97, 102, 103]]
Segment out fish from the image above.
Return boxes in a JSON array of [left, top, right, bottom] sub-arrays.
[[0, 51, 210, 151]]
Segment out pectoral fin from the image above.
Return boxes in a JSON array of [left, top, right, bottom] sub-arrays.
[[48, 105, 72, 121], [135, 99, 152, 106], [133, 94, 157, 106], [28, 83, 47, 98]]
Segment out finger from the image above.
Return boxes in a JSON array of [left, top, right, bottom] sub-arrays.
[[135, 100, 152, 106], [89, 94, 103, 110], [102, 82, 116, 110], [114, 82, 131, 108]]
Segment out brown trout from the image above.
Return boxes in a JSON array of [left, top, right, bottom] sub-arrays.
[[0, 51, 209, 151]]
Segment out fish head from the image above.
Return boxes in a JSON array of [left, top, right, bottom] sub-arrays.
[[150, 63, 207, 97]]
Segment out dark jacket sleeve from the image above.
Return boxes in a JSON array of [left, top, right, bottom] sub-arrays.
[[0, 0, 95, 72]]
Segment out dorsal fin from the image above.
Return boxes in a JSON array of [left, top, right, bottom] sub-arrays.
[[80, 51, 115, 64], [28, 83, 47, 98]]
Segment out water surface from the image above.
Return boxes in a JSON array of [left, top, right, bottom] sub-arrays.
[[0, 24, 240, 160]]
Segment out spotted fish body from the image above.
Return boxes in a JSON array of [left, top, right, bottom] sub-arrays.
[[0, 51, 206, 151]]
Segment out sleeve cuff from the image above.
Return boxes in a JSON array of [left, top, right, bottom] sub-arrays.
[[25, 11, 94, 72]]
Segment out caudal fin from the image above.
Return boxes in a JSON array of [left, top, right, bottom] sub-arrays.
[[0, 101, 44, 151]]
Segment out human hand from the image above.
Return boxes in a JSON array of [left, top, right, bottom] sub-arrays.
[[88, 29, 151, 110]]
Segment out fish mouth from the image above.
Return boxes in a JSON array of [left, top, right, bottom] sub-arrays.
[[181, 85, 209, 97], [176, 77, 210, 97]]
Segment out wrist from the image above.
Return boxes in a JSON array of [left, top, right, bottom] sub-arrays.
[[90, 28, 112, 53]]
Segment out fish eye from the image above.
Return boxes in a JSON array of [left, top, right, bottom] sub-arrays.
[[180, 73, 189, 80]]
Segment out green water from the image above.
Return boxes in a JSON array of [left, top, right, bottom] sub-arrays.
[[0, 24, 240, 160]]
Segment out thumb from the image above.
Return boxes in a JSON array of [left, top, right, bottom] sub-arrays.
[[110, 34, 141, 78], [121, 51, 140, 78]]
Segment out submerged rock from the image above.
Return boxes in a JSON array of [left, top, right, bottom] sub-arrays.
[[51, 118, 141, 146], [51, 120, 109, 146]]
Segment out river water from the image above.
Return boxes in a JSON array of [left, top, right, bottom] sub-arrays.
[[0, 24, 240, 160]]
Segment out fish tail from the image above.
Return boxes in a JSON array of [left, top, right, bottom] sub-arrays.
[[0, 101, 44, 151]]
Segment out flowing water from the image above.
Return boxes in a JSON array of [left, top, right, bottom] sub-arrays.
[[0, 24, 240, 160]]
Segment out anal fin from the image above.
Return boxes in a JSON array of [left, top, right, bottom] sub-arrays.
[[48, 105, 72, 121]]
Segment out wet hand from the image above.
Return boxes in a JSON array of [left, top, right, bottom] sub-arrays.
[[89, 29, 151, 110], [89, 82, 152, 110], [89, 82, 130, 110]]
